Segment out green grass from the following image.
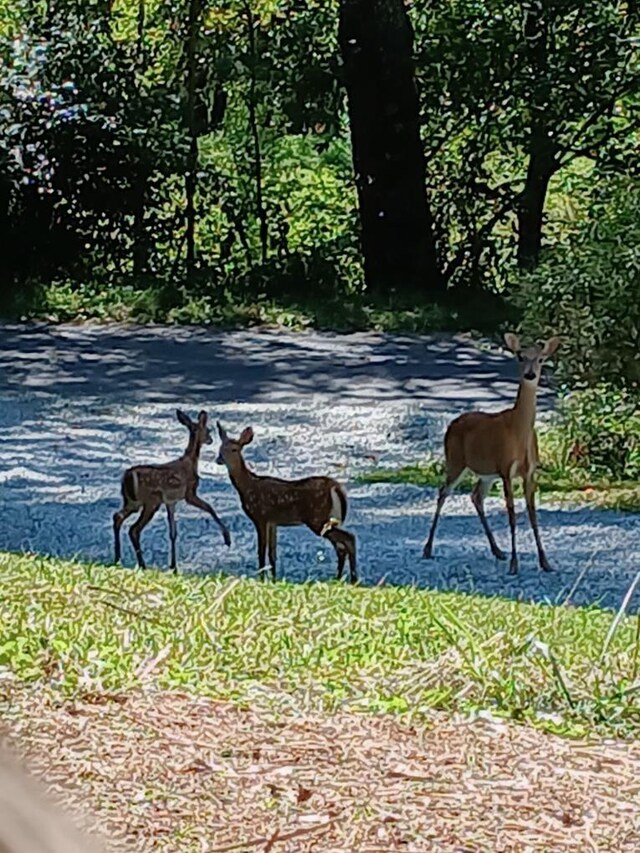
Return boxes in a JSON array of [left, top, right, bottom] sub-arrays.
[[1, 551, 640, 739], [356, 426, 640, 514], [356, 459, 640, 512], [4, 278, 515, 335]]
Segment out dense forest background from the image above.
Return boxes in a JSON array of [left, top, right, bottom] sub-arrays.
[[0, 0, 639, 387]]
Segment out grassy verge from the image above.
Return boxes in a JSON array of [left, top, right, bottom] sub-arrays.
[[357, 427, 640, 513], [3, 278, 515, 334], [1, 552, 639, 739], [357, 459, 640, 512]]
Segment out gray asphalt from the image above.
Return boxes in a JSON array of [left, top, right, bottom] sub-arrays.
[[6, 323, 634, 615], [0, 323, 553, 411]]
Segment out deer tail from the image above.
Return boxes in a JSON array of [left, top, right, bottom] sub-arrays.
[[321, 485, 347, 537], [121, 469, 138, 504]]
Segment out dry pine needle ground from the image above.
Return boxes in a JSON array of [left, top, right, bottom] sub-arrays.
[[2, 688, 640, 852]]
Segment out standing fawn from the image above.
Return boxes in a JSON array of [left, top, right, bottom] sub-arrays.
[[423, 333, 560, 575], [215, 422, 357, 583], [113, 410, 231, 572]]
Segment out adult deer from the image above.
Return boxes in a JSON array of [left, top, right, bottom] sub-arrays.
[[423, 333, 560, 575], [215, 422, 357, 583], [113, 410, 231, 572]]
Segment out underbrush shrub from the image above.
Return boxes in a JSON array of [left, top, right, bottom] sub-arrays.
[[551, 386, 640, 481], [515, 176, 640, 389]]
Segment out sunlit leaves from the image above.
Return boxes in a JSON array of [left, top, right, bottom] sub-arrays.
[[411, 0, 640, 285], [517, 176, 640, 388]]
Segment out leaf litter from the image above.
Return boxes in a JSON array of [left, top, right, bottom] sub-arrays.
[[2, 686, 640, 851]]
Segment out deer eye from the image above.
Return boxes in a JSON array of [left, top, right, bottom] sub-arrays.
[[517, 353, 524, 362]]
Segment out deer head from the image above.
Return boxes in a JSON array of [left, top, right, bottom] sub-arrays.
[[216, 421, 254, 469], [503, 332, 560, 386], [176, 409, 213, 446]]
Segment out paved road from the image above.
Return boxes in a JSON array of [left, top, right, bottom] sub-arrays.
[[0, 322, 554, 411], [3, 322, 635, 613]]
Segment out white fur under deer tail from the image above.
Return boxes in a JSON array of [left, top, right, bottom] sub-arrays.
[[321, 486, 346, 537], [122, 469, 139, 504]]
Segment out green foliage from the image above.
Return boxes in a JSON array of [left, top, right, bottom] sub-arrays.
[[551, 387, 640, 482], [412, 0, 640, 285], [0, 0, 638, 324], [517, 177, 640, 388], [10, 275, 512, 336], [2, 551, 640, 738]]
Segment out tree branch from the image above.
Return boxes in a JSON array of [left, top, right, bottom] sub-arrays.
[[558, 114, 640, 168], [442, 196, 516, 283]]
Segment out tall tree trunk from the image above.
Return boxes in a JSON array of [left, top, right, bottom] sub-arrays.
[[517, 130, 555, 270], [517, 4, 556, 270], [243, 1, 268, 266], [185, 0, 202, 281], [338, 0, 442, 297]]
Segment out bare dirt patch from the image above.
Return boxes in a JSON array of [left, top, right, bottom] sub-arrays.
[[2, 688, 640, 852]]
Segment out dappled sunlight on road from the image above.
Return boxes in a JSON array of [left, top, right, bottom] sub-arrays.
[[0, 390, 637, 612]]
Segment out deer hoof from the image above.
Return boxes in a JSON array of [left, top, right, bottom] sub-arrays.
[[422, 545, 434, 560], [540, 559, 553, 573], [223, 529, 231, 547], [493, 548, 507, 561], [508, 559, 518, 576]]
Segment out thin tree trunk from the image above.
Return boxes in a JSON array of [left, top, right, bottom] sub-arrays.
[[44, 0, 56, 31], [132, 0, 149, 275], [185, 0, 202, 281], [243, 1, 267, 266], [338, 0, 442, 297], [136, 0, 145, 63], [132, 177, 150, 275]]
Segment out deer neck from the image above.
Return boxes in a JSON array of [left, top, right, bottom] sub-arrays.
[[228, 454, 255, 493], [184, 435, 202, 470], [512, 379, 538, 435]]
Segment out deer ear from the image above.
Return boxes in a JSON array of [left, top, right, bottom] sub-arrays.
[[239, 426, 254, 446], [541, 336, 561, 358], [197, 410, 208, 426], [176, 409, 191, 428], [503, 332, 521, 354], [216, 420, 228, 441]]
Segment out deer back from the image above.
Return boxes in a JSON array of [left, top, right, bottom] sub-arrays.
[[446, 410, 531, 478], [125, 457, 196, 505], [237, 474, 346, 529]]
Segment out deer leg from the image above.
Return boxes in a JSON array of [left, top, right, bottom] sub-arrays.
[[166, 503, 178, 574], [186, 493, 231, 547], [267, 524, 277, 582], [501, 475, 518, 576], [332, 541, 347, 581], [129, 500, 161, 570], [524, 475, 552, 572], [471, 478, 507, 561], [423, 467, 465, 559], [325, 528, 357, 584], [113, 504, 136, 564], [255, 522, 269, 581]]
